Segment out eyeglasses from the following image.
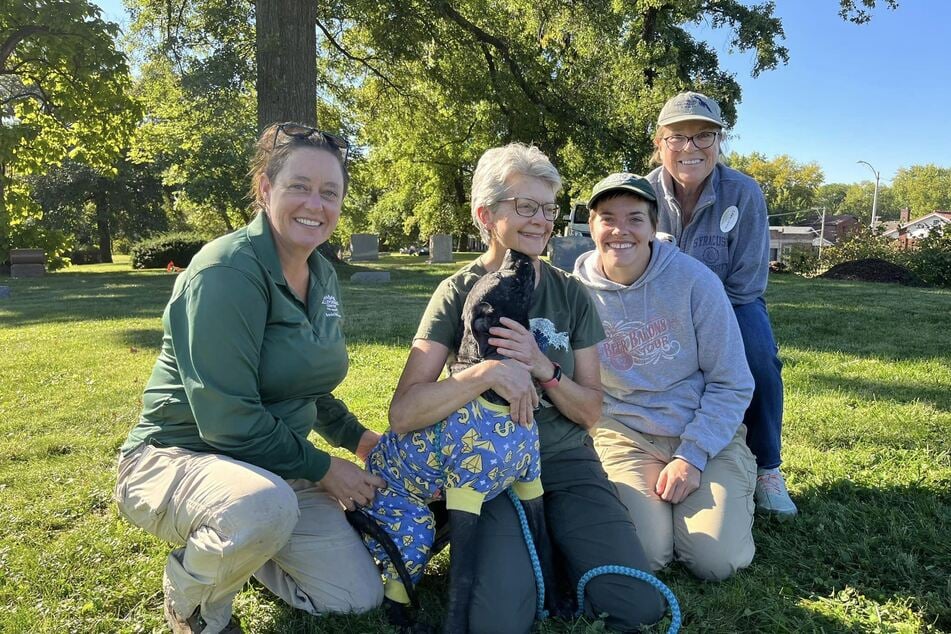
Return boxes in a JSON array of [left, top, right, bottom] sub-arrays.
[[661, 131, 719, 151], [272, 123, 350, 164], [496, 197, 560, 221]]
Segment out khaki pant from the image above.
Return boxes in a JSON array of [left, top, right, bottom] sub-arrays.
[[114, 445, 383, 633], [593, 420, 756, 581]]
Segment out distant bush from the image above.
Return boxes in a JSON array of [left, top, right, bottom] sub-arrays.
[[130, 233, 206, 269], [821, 226, 951, 288], [821, 226, 897, 266], [785, 245, 819, 276], [69, 247, 102, 265], [906, 228, 951, 287], [769, 260, 789, 274]]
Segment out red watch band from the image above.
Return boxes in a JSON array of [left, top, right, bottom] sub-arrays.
[[538, 362, 561, 390]]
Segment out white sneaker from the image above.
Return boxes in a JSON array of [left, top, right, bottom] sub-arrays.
[[755, 468, 798, 517]]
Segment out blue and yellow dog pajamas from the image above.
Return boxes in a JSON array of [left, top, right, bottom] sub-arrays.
[[361, 396, 542, 603]]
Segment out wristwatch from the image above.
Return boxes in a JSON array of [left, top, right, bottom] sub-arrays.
[[537, 362, 562, 390]]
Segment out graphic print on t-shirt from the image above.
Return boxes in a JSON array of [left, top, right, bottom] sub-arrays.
[[530, 317, 569, 353], [600, 317, 681, 371]]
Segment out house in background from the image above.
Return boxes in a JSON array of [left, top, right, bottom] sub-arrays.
[[810, 214, 859, 244], [881, 208, 951, 248], [769, 226, 832, 263]]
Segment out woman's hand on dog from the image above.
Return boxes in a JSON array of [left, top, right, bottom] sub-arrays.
[[489, 317, 551, 380], [485, 357, 538, 426], [322, 457, 386, 511]]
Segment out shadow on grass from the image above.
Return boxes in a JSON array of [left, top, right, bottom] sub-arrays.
[[808, 373, 951, 413], [116, 327, 165, 351], [748, 479, 951, 632], [767, 275, 949, 363], [0, 271, 175, 327]]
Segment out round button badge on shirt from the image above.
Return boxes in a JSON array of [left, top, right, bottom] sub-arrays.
[[720, 206, 739, 233]]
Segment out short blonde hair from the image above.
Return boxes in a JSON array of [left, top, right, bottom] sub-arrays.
[[470, 143, 562, 243]]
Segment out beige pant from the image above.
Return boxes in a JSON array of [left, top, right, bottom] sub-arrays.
[[114, 445, 383, 633], [593, 419, 756, 581]]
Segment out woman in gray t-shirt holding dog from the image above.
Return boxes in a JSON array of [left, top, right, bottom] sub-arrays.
[[388, 142, 665, 633]]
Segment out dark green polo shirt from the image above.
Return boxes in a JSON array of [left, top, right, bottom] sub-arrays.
[[122, 212, 366, 482]]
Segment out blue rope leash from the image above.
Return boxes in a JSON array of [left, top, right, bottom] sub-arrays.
[[505, 488, 682, 634]]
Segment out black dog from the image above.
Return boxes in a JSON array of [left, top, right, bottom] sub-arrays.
[[347, 249, 556, 633]]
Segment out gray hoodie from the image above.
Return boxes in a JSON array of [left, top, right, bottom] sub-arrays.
[[574, 239, 754, 471], [647, 162, 770, 306]]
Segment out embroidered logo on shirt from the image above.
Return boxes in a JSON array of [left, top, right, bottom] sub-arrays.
[[600, 318, 681, 370], [322, 294, 341, 318], [530, 318, 570, 352]]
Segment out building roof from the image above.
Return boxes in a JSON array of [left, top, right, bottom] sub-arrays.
[[881, 211, 951, 238], [770, 225, 817, 235]]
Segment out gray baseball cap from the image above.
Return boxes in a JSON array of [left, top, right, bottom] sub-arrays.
[[657, 91, 724, 127], [587, 173, 656, 210]]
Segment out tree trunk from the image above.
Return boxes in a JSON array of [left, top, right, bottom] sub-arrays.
[[94, 190, 113, 263], [256, 0, 317, 131]]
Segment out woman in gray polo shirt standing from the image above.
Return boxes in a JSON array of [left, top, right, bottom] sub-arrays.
[[114, 124, 386, 633]]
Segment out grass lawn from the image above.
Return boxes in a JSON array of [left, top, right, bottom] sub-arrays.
[[1, 254, 948, 633]]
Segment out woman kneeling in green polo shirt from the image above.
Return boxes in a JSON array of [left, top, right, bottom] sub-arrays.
[[114, 123, 386, 633]]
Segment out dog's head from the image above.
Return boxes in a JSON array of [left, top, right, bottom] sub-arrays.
[[456, 250, 535, 366]]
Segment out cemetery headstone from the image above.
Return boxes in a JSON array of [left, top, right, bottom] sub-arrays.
[[428, 233, 454, 263], [10, 249, 46, 278], [548, 236, 595, 272], [349, 234, 379, 261]]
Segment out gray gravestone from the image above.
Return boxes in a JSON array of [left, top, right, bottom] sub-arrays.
[[0, 286, 10, 299], [349, 234, 379, 261], [9, 249, 45, 277], [11, 264, 45, 278], [349, 271, 391, 284], [548, 236, 595, 272], [428, 234, 453, 263]]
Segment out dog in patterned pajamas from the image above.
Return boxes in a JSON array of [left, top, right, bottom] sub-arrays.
[[346, 249, 555, 633]]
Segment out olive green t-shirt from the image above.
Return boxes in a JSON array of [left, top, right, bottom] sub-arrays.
[[121, 212, 366, 482], [415, 258, 605, 457]]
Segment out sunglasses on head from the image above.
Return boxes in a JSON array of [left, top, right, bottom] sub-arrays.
[[272, 123, 350, 164]]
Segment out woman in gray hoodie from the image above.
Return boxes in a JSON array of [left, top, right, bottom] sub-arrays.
[[574, 172, 757, 581]]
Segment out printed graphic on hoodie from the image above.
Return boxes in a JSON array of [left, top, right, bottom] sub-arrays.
[[600, 317, 681, 371]]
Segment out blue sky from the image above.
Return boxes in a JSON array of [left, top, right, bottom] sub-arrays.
[[93, 1, 942, 186]]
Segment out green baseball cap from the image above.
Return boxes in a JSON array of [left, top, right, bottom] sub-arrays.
[[657, 91, 724, 127], [587, 172, 657, 210]]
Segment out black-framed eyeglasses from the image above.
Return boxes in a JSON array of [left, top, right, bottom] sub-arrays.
[[272, 123, 350, 164], [496, 197, 560, 221], [662, 131, 719, 151]]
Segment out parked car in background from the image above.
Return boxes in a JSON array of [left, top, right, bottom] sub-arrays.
[[564, 202, 590, 237]]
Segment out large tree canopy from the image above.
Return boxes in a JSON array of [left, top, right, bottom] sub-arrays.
[[121, 0, 898, 249], [1, 0, 137, 261]]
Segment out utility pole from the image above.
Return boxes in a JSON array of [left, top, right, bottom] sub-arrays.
[[857, 160, 880, 230], [818, 206, 827, 262]]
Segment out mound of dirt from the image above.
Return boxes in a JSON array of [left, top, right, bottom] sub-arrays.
[[820, 258, 924, 286]]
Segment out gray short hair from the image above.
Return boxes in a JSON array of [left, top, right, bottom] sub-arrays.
[[470, 143, 562, 243]]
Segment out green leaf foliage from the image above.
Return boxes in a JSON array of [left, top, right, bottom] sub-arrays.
[[129, 232, 207, 269], [1, 0, 138, 262], [727, 152, 824, 223]]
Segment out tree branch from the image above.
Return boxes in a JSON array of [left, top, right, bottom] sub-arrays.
[[315, 19, 405, 95], [433, 1, 553, 116]]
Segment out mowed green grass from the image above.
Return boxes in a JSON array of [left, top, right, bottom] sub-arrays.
[[0, 255, 948, 633]]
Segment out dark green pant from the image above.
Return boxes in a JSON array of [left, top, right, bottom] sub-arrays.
[[468, 436, 666, 633]]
